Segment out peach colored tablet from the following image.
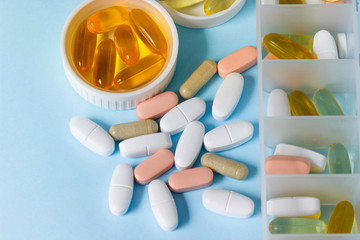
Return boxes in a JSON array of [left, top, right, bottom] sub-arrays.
[[168, 167, 213, 193], [136, 91, 179, 120], [264, 52, 278, 60], [134, 149, 174, 185], [217, 46, 257, 78], [265, 155, 311, 175]]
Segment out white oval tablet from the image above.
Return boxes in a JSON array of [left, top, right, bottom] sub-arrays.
[[69, 116, 115, 156], [274, 143, 326, 172], [212, 73, 244, 121], [203, 121, 254, 152], [267, 197, 320, 217], [119, 133, 172, 158], [203, 188, 254, 218], [148, 179, 178, 231], [108, 163, 134, 216], [267, 89, 290, 117], [160, 97, 206, 135], [175, 121, 205, 171], [313, 30, 338, 59]]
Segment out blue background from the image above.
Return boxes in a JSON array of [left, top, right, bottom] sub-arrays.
[[0, 0, 261, 239]]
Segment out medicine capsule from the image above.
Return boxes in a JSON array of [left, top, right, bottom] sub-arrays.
[[279, 0, 305, 4], [263, 33, 316, 59], [179, 60, 217, 99], [114, 25, 140, 66], [93, 39, 117, 89], [327, 201, 354, 233], [129, 9, 167, 54], [109, 120, 159, 141], [87, 6, 128, 34], [204, 0, 236, 15], [312, 88, 344, 115], [114, 54, 165, 90], [327, 143, 351, 174], [289, 90, 319, 116], [72, 21, 97, 74], [162, 0, 204, 9], [269, 218, 327, 234], [285, 34, 314, 54], [201, 153, 248, 180]]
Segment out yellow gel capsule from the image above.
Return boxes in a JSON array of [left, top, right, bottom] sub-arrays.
[[129, 9, 167, 54], [289, 90, 319, 116], [269, 218, 327, 234], [285, 34, 314, 55], [113, 54, 165, 90], [72, 21, 97, 74], [263, 33, 316, 59], [204, 0, 236, 15], [279, 0, 305, 4], [87, 6, 128, 34], [114, 24, 140, 66], [161, 0, 204, 9], [327, 201, 354, 233], [302, 212, 321, 219], [93, 39, 117, 90], [327, 143, 351, 174]]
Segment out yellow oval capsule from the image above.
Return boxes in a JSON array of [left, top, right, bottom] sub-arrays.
[[279, 0, 305, 3], [263, 33, 316, 59], [327, 201, 354, 233], [204, 0, 236, 15], [87, 6, 128, 34], [114, 54, 165, 90], [109, 120, 159, 141], [129, 9, 167, 54], [72, 21, 97, 74], [289, 90, 319, 116], [162, 0, 204, 9], [93, 39, 117, 90], [114, 24, 140, 66]]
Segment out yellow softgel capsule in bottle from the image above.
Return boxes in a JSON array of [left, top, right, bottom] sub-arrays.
[[114, 24, 140, 66], [204, 0, 236, 15], [161, 0, 204, 9], [327, 201, 354, 233], [289, 90, 319, 116], [87, 6, 128, 34]]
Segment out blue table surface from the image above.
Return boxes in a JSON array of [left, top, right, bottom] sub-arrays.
[[0, 1, 261, 239]]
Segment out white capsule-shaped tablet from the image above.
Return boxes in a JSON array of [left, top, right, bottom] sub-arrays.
[[203, 188, 254, 218], [267, 197, 320, 217], [69, 116, 115, 156], [267, 89, 290, 117], [204, 121, 254, 152], [148, 179, 178, 231], [160, 97, 206, 135], [212, 73, 244, 121], [274, 143, 326, 172], [109, 163, 134, 216], [175, 121, 205, 171], [119, 133, 172, 158], [313, 30, 338, 59]]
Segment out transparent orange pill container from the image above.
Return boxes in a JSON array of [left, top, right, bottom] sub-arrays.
[[61, 0, 179, 110]]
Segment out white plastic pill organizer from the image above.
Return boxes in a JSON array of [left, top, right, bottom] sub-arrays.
[[257, 1, 360, 239]]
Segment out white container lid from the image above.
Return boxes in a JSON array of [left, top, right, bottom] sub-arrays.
[[159, 0, 247, 29]]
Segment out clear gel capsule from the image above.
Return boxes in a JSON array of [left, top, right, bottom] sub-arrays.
[[269, 218, 327, 234], [109, 120, 159, 141], [93, 39, 117, 89], [114, 24, 140, 66], [263, 33, 316, 59], [162, 0, 204, 9], [279, 0, 305, 4], [114, 54, 165, 90], [204, 0, 236, 15], [313, 88, 344, 116], [289, 90, 319, 116], [87, 6, 128, 34], [327, 143, 351, 174], [327, 201, 354, 233], [72, 21, 97, 74], [129, 9, 167, 54]]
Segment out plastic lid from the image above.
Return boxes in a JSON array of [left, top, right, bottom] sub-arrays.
[[336, 33, 348, 59]]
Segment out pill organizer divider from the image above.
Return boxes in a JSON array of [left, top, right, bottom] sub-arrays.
[[257, 1, 360, 239]]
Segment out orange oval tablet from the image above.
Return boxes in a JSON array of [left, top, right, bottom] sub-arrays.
[[168, 167, 213, 193], [136, 91, 179, 120], [134, 149, 174, 185], [265, 155, 311, 175], [218, 46, 257, 78]]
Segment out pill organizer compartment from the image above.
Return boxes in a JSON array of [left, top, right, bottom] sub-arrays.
[[257, 1, 360, 239]]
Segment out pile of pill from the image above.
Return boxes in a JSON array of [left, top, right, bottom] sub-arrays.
[[267, 197, 357, 234], [262, 0, 344, 5], [72, 6, 167, 91], [263, 30, 350, 60], [267, 88, 344, 116], [160, 0, 236, 15], [69, 45, 258, 231]]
